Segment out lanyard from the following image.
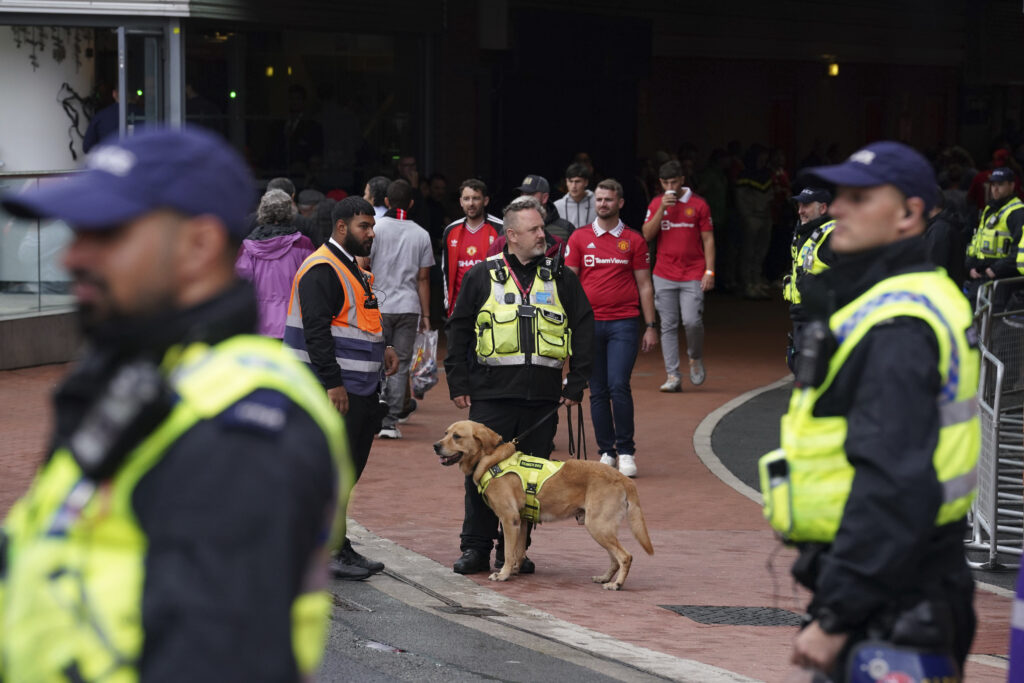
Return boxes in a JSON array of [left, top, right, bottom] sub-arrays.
[[394, 208, 406, 220], [502, 254, 533, 300]]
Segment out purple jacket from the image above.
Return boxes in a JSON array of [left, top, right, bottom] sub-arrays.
[[236, 229, 314, 338]]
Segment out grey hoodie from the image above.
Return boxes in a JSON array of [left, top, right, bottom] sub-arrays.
[[554, 189, 596, 229]]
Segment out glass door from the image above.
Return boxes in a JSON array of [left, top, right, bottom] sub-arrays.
[[118, 27, 165, 135]]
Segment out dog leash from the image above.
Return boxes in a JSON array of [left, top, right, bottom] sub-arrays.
[[566, 403, 587, 460], [509, 403, 564, 447]]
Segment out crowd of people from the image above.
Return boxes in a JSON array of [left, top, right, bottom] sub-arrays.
[[2, 122, 1018, 680]]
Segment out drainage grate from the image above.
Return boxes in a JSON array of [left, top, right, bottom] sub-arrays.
[[434, 606, 506, 617], [660, 605, 802, 627]]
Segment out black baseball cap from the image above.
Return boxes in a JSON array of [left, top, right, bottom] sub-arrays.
[[516, 174, 551, 194], [2, 127, 255, 238], [801, 141, 939, 212], [792, 187, 831, 204]]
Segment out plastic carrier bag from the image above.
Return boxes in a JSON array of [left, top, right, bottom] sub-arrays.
[[410, 329, 439, 398]]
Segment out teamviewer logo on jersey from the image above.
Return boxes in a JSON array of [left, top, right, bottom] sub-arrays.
[[583, 254, 596, 267]]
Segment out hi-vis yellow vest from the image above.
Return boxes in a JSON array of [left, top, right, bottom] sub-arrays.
[[0, 336, 351, 681], [477, 452, 565, 523], [760, 270, 979, 543], [969, 197, 1023, 259], [784, 221, 835, 304], [475, 254, 571, 368]]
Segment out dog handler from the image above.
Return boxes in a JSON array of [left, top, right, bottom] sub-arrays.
[[445, 195, 594, 575], [0, 128, 351, 680], [759, 142, 979, 680]]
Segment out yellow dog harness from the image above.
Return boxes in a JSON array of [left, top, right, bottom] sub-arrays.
[[477, 452, 565, 523]]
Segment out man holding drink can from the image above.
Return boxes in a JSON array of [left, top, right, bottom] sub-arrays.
[[641, 160, 716, 392]]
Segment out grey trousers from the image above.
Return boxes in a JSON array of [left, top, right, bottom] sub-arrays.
[[381, 313, 419, 428], [653, 274, 704, 378]]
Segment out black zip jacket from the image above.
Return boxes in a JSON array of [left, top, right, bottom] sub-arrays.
[[49, 282, 335, 681], [796, 236, 973, 632], [445, 247, 594, 402]]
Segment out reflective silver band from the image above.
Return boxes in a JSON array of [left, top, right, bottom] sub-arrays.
[[942, 467, 977, 503], [938, 396, 978, 427]]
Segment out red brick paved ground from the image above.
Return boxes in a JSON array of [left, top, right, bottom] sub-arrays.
[[0, 295, 1009, 680]]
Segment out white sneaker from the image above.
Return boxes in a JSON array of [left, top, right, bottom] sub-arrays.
[[599, 452, 617, 467], [689, 359, 706, 386], [377, 427, 402, 439], [659, 375, 682, 392], [618, 454, 637, 477]]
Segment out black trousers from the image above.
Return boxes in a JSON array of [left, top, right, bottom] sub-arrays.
[[342, 390, 385, 482], [460, 399, 559, 553]]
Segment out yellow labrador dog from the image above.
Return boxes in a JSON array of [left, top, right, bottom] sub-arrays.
[[434, 420, 654, 590]]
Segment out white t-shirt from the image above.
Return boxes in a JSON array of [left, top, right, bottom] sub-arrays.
[[369, 215, 435, 314]]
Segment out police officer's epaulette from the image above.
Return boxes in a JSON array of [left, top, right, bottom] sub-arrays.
[[218, 388, 290, 434]]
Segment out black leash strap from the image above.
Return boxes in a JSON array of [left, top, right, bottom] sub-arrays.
[[510, 403, 563, 448], [566, 403, 587, 460]]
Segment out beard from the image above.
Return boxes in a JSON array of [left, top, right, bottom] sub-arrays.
[[343, 231, 372, 257]]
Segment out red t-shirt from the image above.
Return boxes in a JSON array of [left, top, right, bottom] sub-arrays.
[[565, 222, 649, 320], [645, 189, 713, 282], [454, 226, 496, 299]]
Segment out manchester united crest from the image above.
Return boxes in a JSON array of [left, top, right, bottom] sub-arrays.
[[685, 207, 696, 218], [617, 239, 630, 253], [466, 245, 478, 256]]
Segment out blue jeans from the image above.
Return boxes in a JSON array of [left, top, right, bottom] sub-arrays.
[[589, 317, 640, 456]]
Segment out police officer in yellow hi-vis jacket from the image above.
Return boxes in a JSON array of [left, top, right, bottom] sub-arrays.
[[0, 128, 352, 681], [445, 195, 594, 575], [759, 142, 979, 681]]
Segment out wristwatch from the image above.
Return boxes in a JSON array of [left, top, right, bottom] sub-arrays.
[[645, 322, 658, 329]]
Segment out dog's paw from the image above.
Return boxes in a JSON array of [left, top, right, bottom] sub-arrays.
[[488, 572, 509, 582], [592, 574, 614, 584], [602, 582, 623, 591]]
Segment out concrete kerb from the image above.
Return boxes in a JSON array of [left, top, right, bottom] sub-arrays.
[[346, 521, 759, 683], [691, 376, 1014, 602], [691, 374, 792, 506]]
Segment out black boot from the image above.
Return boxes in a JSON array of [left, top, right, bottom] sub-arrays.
[[337, 538, 385, 575], [329, 553, 372, 581], [452, 548, 490, 574]]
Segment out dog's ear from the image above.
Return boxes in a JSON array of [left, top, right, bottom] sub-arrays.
[[473, 423, 503, 452]]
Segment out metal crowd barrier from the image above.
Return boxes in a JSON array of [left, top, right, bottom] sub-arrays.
[[966, 277, 1024, 569]]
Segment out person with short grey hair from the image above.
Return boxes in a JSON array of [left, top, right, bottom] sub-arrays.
[[257, 188, 298, 227], [237, 188, 313, 338], [485, 194, 565, 259]]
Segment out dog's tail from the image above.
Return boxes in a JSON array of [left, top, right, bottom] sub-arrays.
[[624, 480, 654, 555]]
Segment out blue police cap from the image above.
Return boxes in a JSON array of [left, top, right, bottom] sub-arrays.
[[791, 187, 832, 204], [1, 127, 256, 238], [802, 141, 939, 212], [990, 166, 1016, 184]]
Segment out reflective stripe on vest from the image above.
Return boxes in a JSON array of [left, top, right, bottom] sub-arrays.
[[477, 451, 565, 523], [475, 254, 570, 369], [970, 197, 1022, 259], [284, 245, 386, 396], [759, 270, 980, 543], [0, 336, 351, 680]]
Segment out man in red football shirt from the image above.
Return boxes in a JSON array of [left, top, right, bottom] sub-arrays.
[[441, 179, 503, 317], [641, 160, 715, 392], [566, 179, 658, 477]]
